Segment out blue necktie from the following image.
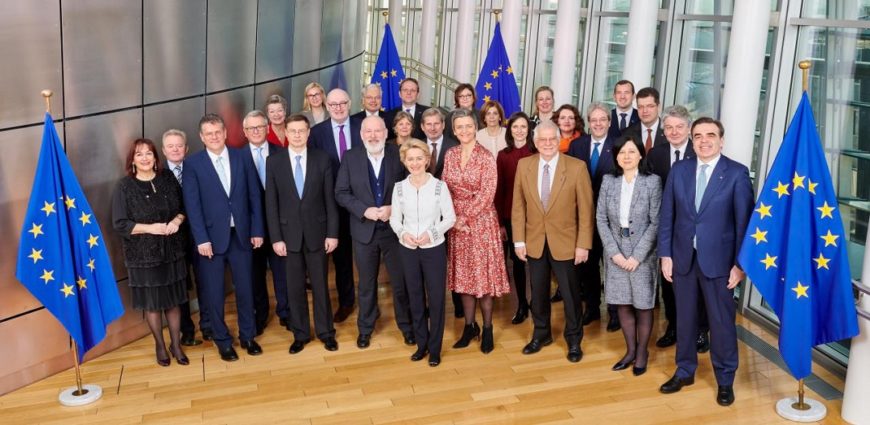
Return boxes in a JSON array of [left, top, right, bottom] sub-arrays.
[[590, 142, 600, 175], [255, 146, 266, 188], [695, 164, 709, 211], [294, 155, 304, 198], [173, 164, 182, 186], [619, 113, 627, 130]]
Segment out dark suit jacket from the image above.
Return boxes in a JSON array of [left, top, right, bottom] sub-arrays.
[[624, 121, 667, 150], [352, 110, 394, 141], [566, 134, 616, 199], [609, 108, 640, 138], [264, 148, 339, 252], [182, 147, 264, 254], [309, 118, 363, 178], [386, 103, 428, 140], [334, 143, 405, 244], [428, 135, 458, 179], [647, 140, 695, 185], [245, 142, 284, 241], [658, 155, 754, 278]]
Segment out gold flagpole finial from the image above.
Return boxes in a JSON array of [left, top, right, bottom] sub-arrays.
[[493, 9, 502, 22], [798, 60, 811, 92], [382, 11, 388, 18], [41, 90, 53, 114]]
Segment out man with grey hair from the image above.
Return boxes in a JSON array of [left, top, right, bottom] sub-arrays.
[[567, 102, 619, 331], [647, 104, 709, 352], [352, 84, 386, 120], [334, 116, 414, 348], [242, 110, 290, 335]]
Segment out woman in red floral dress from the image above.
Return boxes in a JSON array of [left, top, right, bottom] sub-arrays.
[[442, 109, 510, 354]]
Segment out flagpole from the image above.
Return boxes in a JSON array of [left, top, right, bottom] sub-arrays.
[[493, 9, 501, 22], [41, 89, 104, 406]]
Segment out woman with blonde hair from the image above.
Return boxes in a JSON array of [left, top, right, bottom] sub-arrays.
[[265, 94, 289, 147], [300, 82, 329, 125]]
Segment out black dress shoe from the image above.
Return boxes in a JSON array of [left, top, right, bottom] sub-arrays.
[[567, 345, 583, 363], [428, 356, 441, 367], [612, 357, 635, 371], [201, 328, 214, 341], [656, 329, 677, 348], [240, 340, 263, 356], [697, 331, 711, 353], [582, 311, 601, 326], [357, 334, 371, 349], [289, 339, 309, 354], [522, 337, 553, 354], [606, 316, 621, 332], [511, 305, 529, 325], [180, 333, 202, 347], [632, 365, 647, 376], [659, 375, 694, 394], [322, 337, 339, 351], [410, 348, 428, 361], [403, 332, 416, 346], [550, 291, 563, 303], [218, 346, 239, 362], [333, 306, 353, 323], [717, 385, 735, 406]]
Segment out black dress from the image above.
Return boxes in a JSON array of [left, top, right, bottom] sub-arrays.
[[112, 170, 188, 311]]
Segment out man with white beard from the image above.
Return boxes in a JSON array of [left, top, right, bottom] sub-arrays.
[[334, 116, 414, 349]]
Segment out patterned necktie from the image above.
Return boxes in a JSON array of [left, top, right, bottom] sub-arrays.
[[695, 164, 709, 211], [645, 128, 653, 152], [173, 164, 182, 186], [338, 124, 347, 161], [674, 149, 681, 164], [619, 113, 627, 130], [429, 142, 438, 173], [541, 163, 551, 210], [590, 142, 601, 175], [294, 155, 304, 198], [406, 108, 411, 114], [255, 146, 266, 188], [215, 156, 230, 195]]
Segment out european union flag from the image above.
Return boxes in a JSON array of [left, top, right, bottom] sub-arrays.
[[475, 22, 521, 118], [738, 92, 858, 380], [15, 113, 124, 360], [371, 23, 405, 111]]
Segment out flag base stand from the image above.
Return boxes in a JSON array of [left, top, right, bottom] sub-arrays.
[[58, 384, 102, 406], [775, 397, 826, 422]]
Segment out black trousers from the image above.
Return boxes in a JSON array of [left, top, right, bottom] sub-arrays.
[[503, 220, 527, 307], [333, 209, 355, 309], [286, 242, 335, 341], [528, 242, 583, 345], [353, 227, 412, 335], [252, 241, 289, 327], [400, 243, 447, 356]]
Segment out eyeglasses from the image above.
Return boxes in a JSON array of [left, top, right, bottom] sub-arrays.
[[244, 125, 268, 132], [457, 94, 473, 99], [307, 92, 321, 98], [327, 101, 349, 109]]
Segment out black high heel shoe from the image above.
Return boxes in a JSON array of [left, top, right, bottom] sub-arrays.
[[611, 356, 635, 371], [481, 325, 494, 354], [156, 347, 170, 367], [170, 344, 189, 366], [452, 322, 481, 348], [511, 305, 529, 325]]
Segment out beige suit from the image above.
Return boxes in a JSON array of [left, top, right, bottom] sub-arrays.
[[511, 154, 594, 261]]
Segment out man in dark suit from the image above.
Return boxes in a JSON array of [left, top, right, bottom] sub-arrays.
[[162, 129, 207, 346], [419, 107, 462, 316], [309, 88, 362, 323], [624, 87, 667, 152], [265, 114, 340, 354], [647, 105, 709, 352], [335, 116, 415, 348], [657, 117, 753, 406], [182, 113, 264, 361], [567, 102, 618, 332], [352, 84, 392, 140], [242, 110, 289, 335], [385, 77, 429, 140], [609, 80, 640, 139]]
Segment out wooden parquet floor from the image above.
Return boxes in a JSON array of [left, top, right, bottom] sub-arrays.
[[0, 280, 849, 424]]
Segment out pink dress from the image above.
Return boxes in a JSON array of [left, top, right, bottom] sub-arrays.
[[442, 143, 510, 298]]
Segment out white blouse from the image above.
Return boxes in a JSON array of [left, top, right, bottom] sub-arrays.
[[619, 175, 636, 228], [390, 174, 457, 249]]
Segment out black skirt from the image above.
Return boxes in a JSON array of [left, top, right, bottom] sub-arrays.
[[127, 257, 188, 311]]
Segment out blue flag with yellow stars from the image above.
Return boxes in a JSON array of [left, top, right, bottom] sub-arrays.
[[474, 22, 521, 118], [371, 23, 405, 111], [15, 113, 124, 360], [738, 92, 858, 380]]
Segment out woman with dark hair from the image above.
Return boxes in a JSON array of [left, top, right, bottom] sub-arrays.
[[477, 100, 507, 156], [389, 110, 423, 147], [112, 138, 189, 367], [495, 112, 536, 324], [595, 134, 661, 376], [530, 86, 555, 126], [265, 94, 290, 147], [444, 83, 481, 140], [553, 104, 585, 154]]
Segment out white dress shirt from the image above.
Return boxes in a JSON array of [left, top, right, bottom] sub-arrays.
[[367, 151, 384, 178], [289, 148, 308, 179], [669, 140, 689, 165], [619, 175, 636, 228]]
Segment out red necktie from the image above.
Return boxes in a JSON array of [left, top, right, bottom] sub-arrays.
[[645, 128, 653, 152]]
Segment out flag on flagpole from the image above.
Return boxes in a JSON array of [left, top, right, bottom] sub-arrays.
[[738, 92, 858, 380], [371, 23, 406, 111], [16, 113, 125, 359], [475, 22, 521, 118]]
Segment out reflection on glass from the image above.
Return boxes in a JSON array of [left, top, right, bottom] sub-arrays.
[[802, 0, 870, 19], [674, 21, 730, 119], [591, 17, 628, 107]]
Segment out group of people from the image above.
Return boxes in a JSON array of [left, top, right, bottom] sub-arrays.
[[111, 77, 753, 406]]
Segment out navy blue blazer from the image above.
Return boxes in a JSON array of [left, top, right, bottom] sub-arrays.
[[334, 143, 406, 244], [658, 155, 754, 279], [309, 117, 363, 178], [182, 146, 264, 254], [609, 108, 640, 138], [566, 134, 616, 199], [624, 121, 667, 150]]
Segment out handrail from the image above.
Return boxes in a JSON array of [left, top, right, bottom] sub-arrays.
[[362, 52, 462, 105]]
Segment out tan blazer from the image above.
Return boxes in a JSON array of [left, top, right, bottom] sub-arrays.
[[511, 153, 594, 261]]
